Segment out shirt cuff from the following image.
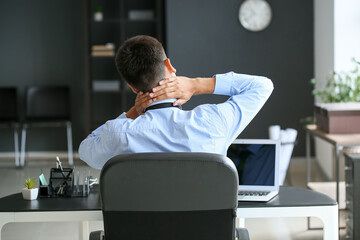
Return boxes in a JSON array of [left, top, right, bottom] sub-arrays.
[[213, 72, 234, 95]]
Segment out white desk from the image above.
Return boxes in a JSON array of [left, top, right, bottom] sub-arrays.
[[237, 187, 338, 240], [0, 186, 338, 240], [0, 211, 102, 240], [0, 188, 102, 240]]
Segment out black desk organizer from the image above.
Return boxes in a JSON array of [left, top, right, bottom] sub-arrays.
[[39, 168, 90, 198], [49, 168, 74, 197]]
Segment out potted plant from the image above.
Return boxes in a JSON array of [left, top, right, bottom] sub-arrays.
[[93, 6, 103, 22], [312, 58, 360, 103], [22, 177, 38, 200], [311, 58, 360, 133]]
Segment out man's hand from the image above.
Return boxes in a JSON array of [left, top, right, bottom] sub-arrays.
[[135, 92, 153, 114], [152, 76, 216, 106], [152, 76, 196, 106], [126, 76, 215, 119], [126, 92, 153, 119]]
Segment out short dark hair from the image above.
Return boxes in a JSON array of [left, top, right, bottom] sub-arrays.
[[115, 35, 166, 92]]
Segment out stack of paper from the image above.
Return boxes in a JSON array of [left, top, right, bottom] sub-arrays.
[[269, 125, 298, 185], [91, 43, 115, 57]]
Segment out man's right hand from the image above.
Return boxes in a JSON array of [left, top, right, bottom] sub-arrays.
[[151, 76, 196, 106], [152, 76, 216, 106]]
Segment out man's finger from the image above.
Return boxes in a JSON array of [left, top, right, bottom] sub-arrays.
[[173, 99, 187, 106], [152, 82, 176, 93], [137, 92, 153, 100], [152, 88, 177, 100], [158, 77, 176, 86]]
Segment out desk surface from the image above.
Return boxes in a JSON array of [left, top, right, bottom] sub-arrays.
[[306, 124, 360, 145], [238, 186, 337, 208], [0, 186, 336, 212], [0, 185, 101, 212]]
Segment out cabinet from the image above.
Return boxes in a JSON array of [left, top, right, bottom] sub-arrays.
[[83, 0, 165, 133], [305, 125, 360, 209], [345, 153, 360, 240]]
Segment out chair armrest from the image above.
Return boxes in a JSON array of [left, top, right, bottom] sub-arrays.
[[236, 227, 250, 240], [89, 230, 104, 240]]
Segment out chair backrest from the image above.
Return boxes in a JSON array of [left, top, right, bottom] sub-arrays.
[[0, 87, 18, 122], [25, 86, 70, 121], [100, 152, 239, 240]]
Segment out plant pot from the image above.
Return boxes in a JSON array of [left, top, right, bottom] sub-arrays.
[[315, 102, 360, 133], [94, 12, 103, 21], [22, 188, 39, 200]]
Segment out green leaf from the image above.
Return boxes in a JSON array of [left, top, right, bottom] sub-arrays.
[[24, 177, 36, 189]]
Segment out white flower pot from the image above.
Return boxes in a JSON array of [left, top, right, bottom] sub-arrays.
[[94, 12, 103, 21], [22, 188, 39, 200]]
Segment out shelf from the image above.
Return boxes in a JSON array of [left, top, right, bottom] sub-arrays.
[[125, 19, 157, 23], [92, 90, 122, 94], [91, 55, 115, 58], [90, 19, 157, 23], [307, 181, 346, 209], [90, 55, 117, 60], [90, 19, 122, 23], [84, 0, 165, 134]]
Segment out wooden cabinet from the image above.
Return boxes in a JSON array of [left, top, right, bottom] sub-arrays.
[[345, 153, 360, 240], [83, 0, 165, 133]]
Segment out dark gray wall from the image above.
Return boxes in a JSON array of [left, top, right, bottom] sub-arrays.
[[166, 0, 314, 156], [0, 1, 85, 152], [0, 0, 313, 156]]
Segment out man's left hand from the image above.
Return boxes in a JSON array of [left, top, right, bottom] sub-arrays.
[[126, 91, 153, 119]]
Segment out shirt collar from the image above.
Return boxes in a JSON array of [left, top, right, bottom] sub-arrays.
[[148, 98, 177, 107]]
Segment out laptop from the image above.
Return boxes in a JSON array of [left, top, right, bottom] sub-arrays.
[[227, 139, 280, 202]]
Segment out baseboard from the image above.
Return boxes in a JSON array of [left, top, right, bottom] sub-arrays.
[[0, 151, 79, 160]]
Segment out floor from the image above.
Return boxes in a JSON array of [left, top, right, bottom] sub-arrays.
[[0, 154, 346, 240]]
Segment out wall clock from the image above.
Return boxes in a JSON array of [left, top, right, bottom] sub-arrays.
[[239, 0, 272, 32]]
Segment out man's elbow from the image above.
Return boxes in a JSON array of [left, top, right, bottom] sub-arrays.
[[78, 141, 92, 165], [78, 141, 105, 170], [261, 77, 274, 92]]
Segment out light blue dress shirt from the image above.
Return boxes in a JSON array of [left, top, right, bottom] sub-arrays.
[[79, 72, 273, 169]]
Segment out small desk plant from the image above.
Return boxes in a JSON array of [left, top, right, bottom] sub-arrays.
[[22, 177, 38, 200]]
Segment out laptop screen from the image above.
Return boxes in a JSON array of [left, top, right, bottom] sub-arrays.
[[227, 139, 279, 190]]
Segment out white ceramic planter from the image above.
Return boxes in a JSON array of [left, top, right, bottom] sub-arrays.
[[94, 12, 103, 21], [22, 188, 39, 200]]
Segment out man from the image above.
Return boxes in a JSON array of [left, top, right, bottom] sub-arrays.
[[79, 35, 273, 170]]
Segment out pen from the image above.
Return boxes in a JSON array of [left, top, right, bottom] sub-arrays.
[[56, 156, 66, 177]]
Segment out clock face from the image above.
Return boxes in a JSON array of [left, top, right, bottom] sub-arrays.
[[239, 0, 272, 32]]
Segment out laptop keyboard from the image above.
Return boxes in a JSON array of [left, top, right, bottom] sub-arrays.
[[238, 191, 270, 196]]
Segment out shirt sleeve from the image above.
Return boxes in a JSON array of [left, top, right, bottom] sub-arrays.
[[199, 72, 274, 143], [78, 112, 129, 169]]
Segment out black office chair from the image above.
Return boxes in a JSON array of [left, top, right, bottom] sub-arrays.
[[20, 86, 73, 166], [0, 87, 20, 166], [90, 152, 250, 240]]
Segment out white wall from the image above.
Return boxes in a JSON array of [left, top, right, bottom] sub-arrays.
[[314, 0, 360, 95], [314, 0, 360, 179], [314, 0, 334, 92], [334, 0, 360, 72]]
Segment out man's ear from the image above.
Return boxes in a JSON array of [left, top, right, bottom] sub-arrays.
[[128, 84, 139, 94], [165, 58, 176, 74]]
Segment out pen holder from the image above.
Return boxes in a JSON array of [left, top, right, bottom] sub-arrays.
[[49, 168, 74, 197], [39, 184, 51, 197]]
